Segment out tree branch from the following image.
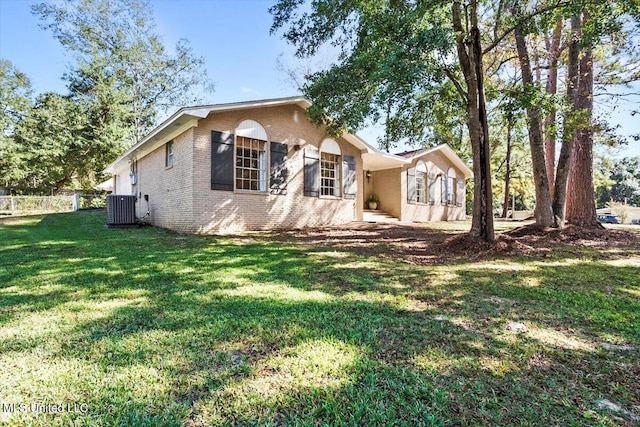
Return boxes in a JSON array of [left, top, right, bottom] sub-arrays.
[[443, 67, 468, 100], [483, 0, 568, 55]]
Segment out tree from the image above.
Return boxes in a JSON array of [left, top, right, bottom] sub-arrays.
[[0, 60, 33, 192], [543, 18, 563, 197], [9, 92, 123, 194], [551, 13, 581, 228], [566, 10, 598, 226], [511, 1, 555, 227], [451, 0, 494, 241], [270, 0, 496, 241], [33, 0, 213, 145], [596, 157, 640, 207]]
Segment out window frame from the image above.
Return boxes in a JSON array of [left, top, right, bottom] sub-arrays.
[[234, 120, 269, 193], [414, 161, 428, 204], [320, 152, 342, 197], [165, 141, 174, 168], [415, 174, 426, 203], [447, 168, 456, 206], [319, 139, 342, 198], [235, 135, 267, 192]]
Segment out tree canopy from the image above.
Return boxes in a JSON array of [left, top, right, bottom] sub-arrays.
[[271, 0, 640, 237], [0, 0, 213, 195], [33, 0, 214, 145]]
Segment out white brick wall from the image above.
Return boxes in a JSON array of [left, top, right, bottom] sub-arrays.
[[130, 104, 364, 234]]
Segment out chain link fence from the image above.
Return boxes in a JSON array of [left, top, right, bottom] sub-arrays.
[[0, 194, 107, 216]]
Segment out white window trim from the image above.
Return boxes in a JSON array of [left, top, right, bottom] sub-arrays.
[[234, 120, 269, 193], [447, 168, 456, 206], [165, 141, 174, 169], [320, 139, 342, 198]]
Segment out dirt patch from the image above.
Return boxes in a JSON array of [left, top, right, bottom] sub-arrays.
[[267, 222, 639, 265]]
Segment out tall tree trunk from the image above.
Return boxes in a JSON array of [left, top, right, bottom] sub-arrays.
[[567, 13, 598, 227], [553, 15, 581, 228], [512, 7, 554, 227], [502, 117, 512, 218], [453, 0, 494, 242], [544, 18, 562, 198]]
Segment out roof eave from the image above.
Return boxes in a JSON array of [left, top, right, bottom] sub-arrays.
[[104, 96, 311, 175]]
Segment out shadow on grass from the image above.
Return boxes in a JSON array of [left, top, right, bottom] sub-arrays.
[[1, 211, 639, 426]]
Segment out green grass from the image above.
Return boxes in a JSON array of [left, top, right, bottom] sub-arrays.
[[1, 211, 639, 426]]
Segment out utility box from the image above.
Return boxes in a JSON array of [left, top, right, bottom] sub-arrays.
[[106, 195, 136, 225]]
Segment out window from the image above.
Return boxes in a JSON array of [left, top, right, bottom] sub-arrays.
[[235, 137, 267, 191], [130, 159, 138, 185], [235, 120, 268, 192], [319, 139, 341, 197], [447, 168, 456, 206], [456, 178, 464, 207], [165, 141, 174, 168], [416, 175, 426, 203], [415, 161, 427, 203], [321, 153, 341, 196]]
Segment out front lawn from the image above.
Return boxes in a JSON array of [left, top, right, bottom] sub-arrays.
[[1, 211, 638, 426]]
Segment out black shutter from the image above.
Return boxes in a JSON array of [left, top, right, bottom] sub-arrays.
[[407, 168, 416, 203], [304, 148, 320, 197], [428, 173, 436, 205], [343, 156, 356, 199], [270, 142, 288, 195], [211, 130, 234, 191]]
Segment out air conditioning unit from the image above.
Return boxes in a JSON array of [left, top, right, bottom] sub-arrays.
[[106, 195, 137, 225]]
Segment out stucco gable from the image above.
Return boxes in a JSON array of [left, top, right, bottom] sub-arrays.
[[395, 144, 473, 179]]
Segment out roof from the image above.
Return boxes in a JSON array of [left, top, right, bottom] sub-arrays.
[[105, 97, 316, 174], [395, 148, 430, 158], [104, 97, 472, 178]]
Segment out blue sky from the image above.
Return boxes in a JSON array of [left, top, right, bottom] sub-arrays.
[[0, 0, 638, 156], [0, 0, 296, 103]]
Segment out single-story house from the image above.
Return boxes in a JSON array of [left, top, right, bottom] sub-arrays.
[[104, 97, 473, 234]]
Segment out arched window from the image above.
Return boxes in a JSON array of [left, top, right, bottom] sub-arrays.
[[235, 120, 268, 192], [320, 138, 341, 197], [415, 161, 427, 203], [447, 167, 456, 206]]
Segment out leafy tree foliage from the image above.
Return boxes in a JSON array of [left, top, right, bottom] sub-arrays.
[[0, 60, 33, 192], [596, 157, 640, 207], [271, 0, 497, 240], [5, 92, 123, 194], [2, 0, 213, 194], [33, 0, 214, 145]]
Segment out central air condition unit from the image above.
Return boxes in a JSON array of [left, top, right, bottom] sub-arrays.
[[106, 195, 137, 226]]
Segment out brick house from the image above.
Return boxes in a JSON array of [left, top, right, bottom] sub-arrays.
[[104, 97, 472, 233]]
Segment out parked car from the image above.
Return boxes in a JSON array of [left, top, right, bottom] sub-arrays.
[[597, 215, 622, 224]]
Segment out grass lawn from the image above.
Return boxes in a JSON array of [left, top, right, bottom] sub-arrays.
[[1, 211, 639, 426]]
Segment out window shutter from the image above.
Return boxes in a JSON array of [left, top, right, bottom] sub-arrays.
[[211, 130, 234, 191], [428, 173, 436, 205], [304, 147, 320, 197], [343, 156, 356, 199], [270, 142, 288, 195], [441, 175, 447, 206], [407, 168, 416, 203], [457, 178, 464, 207]]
